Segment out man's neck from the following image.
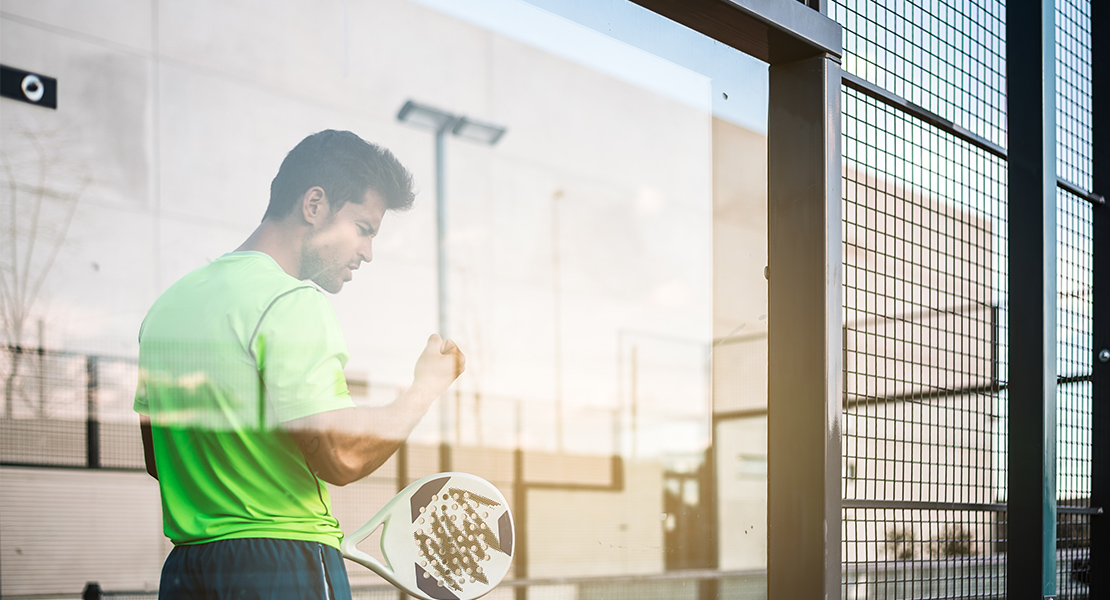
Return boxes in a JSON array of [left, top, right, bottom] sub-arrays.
[[235, 220, 302, 279]]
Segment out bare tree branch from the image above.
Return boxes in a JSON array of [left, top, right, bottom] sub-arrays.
[[25, 175, 87, 322], [1, 122, 90, 417], [1, 151, 23, 347], [19, 128, 50, 313]]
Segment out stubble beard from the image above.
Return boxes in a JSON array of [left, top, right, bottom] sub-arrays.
[[300, 241, 343, 293]]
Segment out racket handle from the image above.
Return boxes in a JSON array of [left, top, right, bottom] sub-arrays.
[[341, 519, 391, 576], [341, 539, 387, 573]]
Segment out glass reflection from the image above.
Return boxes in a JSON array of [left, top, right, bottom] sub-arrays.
[[0, 0, 770, 597]]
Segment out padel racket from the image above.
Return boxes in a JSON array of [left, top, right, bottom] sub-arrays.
[[341, 472, 515, 600]]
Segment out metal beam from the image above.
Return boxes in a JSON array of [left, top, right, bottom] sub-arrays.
[[766, 52, 842, 600], [629, 0, 841, 64], [86, 356, 100, 469], [845, 68, 1106, 211], [841, 72, 1008, 160], [1006, 1, 1057, 598], [1057, 176, 1105, 206]]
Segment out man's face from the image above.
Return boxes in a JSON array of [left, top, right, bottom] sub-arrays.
[[300, 188, 386, 293]]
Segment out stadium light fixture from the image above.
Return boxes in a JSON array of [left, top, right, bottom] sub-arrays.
[[396, 99, 507, 471]]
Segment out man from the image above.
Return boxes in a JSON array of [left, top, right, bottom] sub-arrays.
[[134, 130, 464, 599]]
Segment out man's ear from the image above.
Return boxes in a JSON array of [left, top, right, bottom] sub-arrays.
[[301, 186, 329, 225]]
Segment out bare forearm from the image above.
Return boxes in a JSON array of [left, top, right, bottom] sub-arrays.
[[290, 334, 465, 486], [287, 383, 441, 485]]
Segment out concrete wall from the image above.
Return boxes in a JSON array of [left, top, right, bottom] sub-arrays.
[[0, 467, 168, 596], [1, 447, 661, 596], [0, 0, 713, 420]]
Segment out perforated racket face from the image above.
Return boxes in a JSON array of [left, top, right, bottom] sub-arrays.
[[378, 473, 514, 600]]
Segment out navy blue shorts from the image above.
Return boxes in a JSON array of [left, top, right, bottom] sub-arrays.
[[159, 538, 352, 600]]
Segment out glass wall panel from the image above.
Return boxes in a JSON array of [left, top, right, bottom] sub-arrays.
[[0, 1, 769, 596]]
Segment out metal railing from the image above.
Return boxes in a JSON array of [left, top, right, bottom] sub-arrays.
[[1, 346, 142, 470], [10, 554, 1084, 600]]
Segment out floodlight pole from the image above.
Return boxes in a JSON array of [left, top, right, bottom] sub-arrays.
[[434, 119, 452, 472], [434, 121, 450, 342], [398, 99, 506, 473]]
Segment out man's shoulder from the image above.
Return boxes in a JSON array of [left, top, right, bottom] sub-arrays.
[[169, 252, 312, 302], [142, 252, 324, 342]]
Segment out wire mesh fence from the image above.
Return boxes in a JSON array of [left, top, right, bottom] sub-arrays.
[[829, 0, 1007, 149], [1056, 0, 1093, 192], [0, 345, 626, 472], [840, 70, 1008, 599], [1054, 1, 1095, 598], [834, 0, 1099, 597], [843, 506, 1005, 599], [1055, 186, 1094, 600], [0, 346, 140, 469], [0, 344, 661, 598]]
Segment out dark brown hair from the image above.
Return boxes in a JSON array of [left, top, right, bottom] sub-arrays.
[[265, 130, 414, 220]]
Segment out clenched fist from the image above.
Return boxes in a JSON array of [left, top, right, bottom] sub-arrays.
[[413, 334, 466, 397]]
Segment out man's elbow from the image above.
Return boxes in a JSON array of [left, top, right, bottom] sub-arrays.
[[293, 429, 402, 486], [314, 458, 363, 487], [314, 448, 391, 487], [319, 471, 358, 487]]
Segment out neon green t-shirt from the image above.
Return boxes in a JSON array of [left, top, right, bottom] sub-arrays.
[[134, 251, 355, 548]]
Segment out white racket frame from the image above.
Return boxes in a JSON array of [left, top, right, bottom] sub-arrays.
[[341, 471, 514, 600]]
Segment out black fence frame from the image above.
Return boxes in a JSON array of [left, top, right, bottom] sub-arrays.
[[635, 0, 1105, 599]]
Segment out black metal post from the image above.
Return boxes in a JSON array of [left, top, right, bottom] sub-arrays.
[[766, 52, 842, 600], [37, 323, 45, 414], [396, 443, 408, 600], [85, 355, 100, 469], [81, 581, 102, 600], [1007, 1, 1057, 598], [397, 442, 408, 492], [697, 445, 719, 600], [1089, 0, 1109, 596], [513, 447, 527, 600]]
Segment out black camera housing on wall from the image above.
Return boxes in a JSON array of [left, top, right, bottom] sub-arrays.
[[1, 64, 57, 109]]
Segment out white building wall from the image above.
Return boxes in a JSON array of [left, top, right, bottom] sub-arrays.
[[0, 467, 169, 596], [1, 1, 753, 595], [2, 449, 660, 596]]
